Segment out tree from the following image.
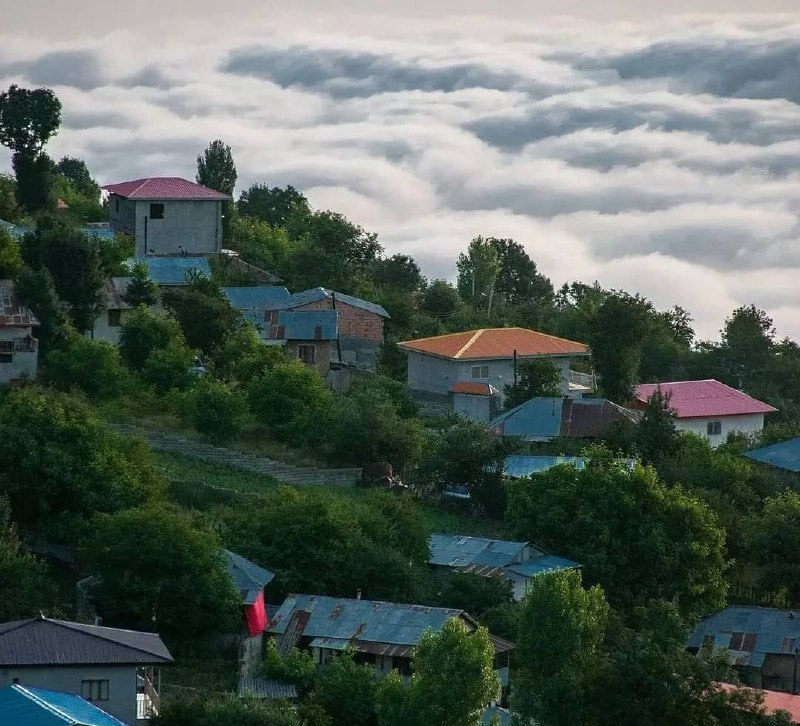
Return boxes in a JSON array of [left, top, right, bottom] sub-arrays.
[[513, 570, 610, 726], [122, 261, 159, 307], [590, 292, 653, 403], [21, 221, 105, 330], [377, 618, 498, 726], [141, 343, 196, 393], [0, 226, 22, 278], [372, 255, 424, 292], [213, 322, 286, 382], [44, 334, 129, 401], [435, 572, 513, 619], [0, 387, 162, 541], [14, 265, 72, 352], [457, 236, 500, 314], [197, 140, 237, 240], [635, 390, 679, 466], [153, 694, 312, 726], [507, 452, 727, 617], [184, 378, 248, 443], [313, 650, 378, 726], [119, 306, 186, 370], [720, 305, 775, 391], [81, 506, 240, 641], [0, 497, 56, 621], [56, 156, 100, 199], [503, 358, 562, 408], [490, 237, 553, 307], [162, 274, 239, 354], [238, 183, 309, 228], [0, 85, 62, 213], [749, 491, 800, 602], [421, 279, 461, 317], [229, 215, 290, 273], [0, 174, 21, 222]]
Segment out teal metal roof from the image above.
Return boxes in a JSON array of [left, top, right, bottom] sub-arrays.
[[745, 438, 800, 473], [125, 256, 210, 285], [506, 555, 580, 578], [222, 286, 290, 310], [429, 534, 527, 568], [272, 287, 389, 318], [0, 684, 129, 726]]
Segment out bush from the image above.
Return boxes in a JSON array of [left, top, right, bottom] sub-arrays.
[[44, 334, 128, 400], [119, 306, 186, 370], [184, 379, 248, 443], [141, 343, 196, 393]]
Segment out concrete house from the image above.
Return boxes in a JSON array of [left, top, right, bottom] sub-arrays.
[[0, 615, 173, 724], [0, 684, 129, 726], [398, 328, 591, 421], [259, 310, 338, 377], [267, 594, 514, 704], [634, 379, 777, 447], [267, 288, 389, 371], [102, 177, 229, 257], [688, 607, 800, 694], [0, 279, 39, 384], [429, 534, 579, 601]]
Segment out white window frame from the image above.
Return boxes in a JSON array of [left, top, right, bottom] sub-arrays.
[[471, 364, 489, 380]]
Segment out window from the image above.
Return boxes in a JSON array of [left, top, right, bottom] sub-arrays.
[[149, 203, 164, 220], [707, 421, 722, 436], [729, 632, 744, 650], [394, 658, 412, 676], [471, 364, 489, 380], [0, 353, 12, 364], [298, 344, 316, 365], [0, 340, 13, 352], [108, 309, 122, 327], [81, 679, 109, 701]]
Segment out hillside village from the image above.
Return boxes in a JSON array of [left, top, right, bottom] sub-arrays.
[[4, 83, 800, 726]]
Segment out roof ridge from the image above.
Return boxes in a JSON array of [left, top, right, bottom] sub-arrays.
[[49, 619, 167, 660], [13, 685, 72, 723], [454, 329, 485, 358]]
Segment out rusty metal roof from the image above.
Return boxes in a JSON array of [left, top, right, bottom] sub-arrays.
[[0, 280, 38, 328]]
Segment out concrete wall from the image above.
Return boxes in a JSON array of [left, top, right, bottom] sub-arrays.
[[452, 392, 498, 423], [284, 340, 333, 378], [0, 665, 138, 724], [109, 197, 222, 256], [675, 413, 766, 447], [0, 327, 38, 383], [91, 309, 134, 346]]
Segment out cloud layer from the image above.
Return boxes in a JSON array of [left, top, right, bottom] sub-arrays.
[[2, 15, 800, 340]]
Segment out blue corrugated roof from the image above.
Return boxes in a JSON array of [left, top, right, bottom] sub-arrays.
[[429, 534, 528, 568], [503, 455, 588, 478], [268, 310, 338, 341], [222, 286, 290, 311], [506, 555, 580, 578], [225, 550, 275, 605], [2, 224, 115, 241], [0, 684, 129, 726], [688, 606, 800, 667], [271, 287, 389, 318], [489, 397, 563, 440], [126, 256, 211, 285], [745, 438, 800, 473]]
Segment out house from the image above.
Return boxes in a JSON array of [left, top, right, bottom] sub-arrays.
[[451, 382, 502, 423], [429, 534, 579, 601], [266, 288, 389, 371], [102, 177, 229, 257], [0, 684, 129, 726], [92, 278, 133, 345], [745, 438, 800, 473], [267, 594, 514, 703], [634, 379, 777, 447], [0, 615, 173, 724], [225, 550, 275, 678], [489, 396, 640, 440], [503, 454, 636, 479], [688, 606, 800, 693], [717, 683, 800, 724], [397, 328, 591, 421], [253, 310, 338, 377], [0, 279, 39, 384]]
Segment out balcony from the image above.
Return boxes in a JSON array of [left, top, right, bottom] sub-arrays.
[[568, 369, 595, 393], [0, 336, 38, 354]]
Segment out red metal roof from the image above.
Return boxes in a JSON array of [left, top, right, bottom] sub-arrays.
[[634, 379, 777, 419], [450, 382, 499, 396], [101, 177, 230, 201], [717, 683, 800, 722], [399, 327, 589, 360]]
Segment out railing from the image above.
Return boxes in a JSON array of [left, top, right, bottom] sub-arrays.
[[143, 674, 160, 715], [568, 370, 596, 391], [0, 338, 38, 354]]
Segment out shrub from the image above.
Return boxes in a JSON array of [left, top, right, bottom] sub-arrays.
[[119, 306, 187, 370], [44, 334, 128, 400], [141, 343, 196, 393], [184, 379, 248, 443]]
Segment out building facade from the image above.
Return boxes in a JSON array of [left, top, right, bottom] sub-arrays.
[[0, 280, 38, 384]]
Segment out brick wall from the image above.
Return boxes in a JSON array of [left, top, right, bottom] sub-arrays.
[[294, 300, 384, 343]]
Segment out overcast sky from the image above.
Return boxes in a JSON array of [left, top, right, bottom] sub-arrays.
[[3, 2, 800, 340]]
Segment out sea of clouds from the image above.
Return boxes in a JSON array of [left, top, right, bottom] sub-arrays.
[[2, 14, 800, 340]]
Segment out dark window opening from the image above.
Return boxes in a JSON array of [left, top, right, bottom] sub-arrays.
[[394, 658, 412, 676], [729, 632, 744, 650], [0, 353, 12, 364], [108, 309, 122, 327], [298, 344, 316, 365], [81, 679, 109, 701], [707, 421, 722, 436], [150, 203, 165, 220]]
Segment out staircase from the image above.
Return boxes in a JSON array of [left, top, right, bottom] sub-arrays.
[[109, 423, 361, 487]]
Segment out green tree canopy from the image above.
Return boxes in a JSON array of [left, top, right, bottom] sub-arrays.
[[491, 237, 553, 307], [503, 357, 562, 408], [421, 279, 462, 317], [229, 215, 290, 273], [238, 183, 309, 228], [196, 139, 237, 196], [372, 254, 424, 292], [14, 265, 72, 353], [56, 156, 100, 200], [457, 236, 500, 313], [118, 306, 187, 370], [635, 389, 679, 466], [0, 84, 61, 155], [122, 261, 159, 307], [748, 490, 800, 602], [313, 649, 378, 726], [153, 693, 311, 726], [0, 226, 22, 278], [81, 506, 240, 641], [44, 333, 129, 401]]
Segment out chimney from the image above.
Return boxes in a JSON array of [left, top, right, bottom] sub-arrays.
[[356, 589, 362, 600]]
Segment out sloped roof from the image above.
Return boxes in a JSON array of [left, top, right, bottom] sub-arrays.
[[270, 288, 389, 318], [104, 277, 133, 310], [429, 534, 528, 569], [225, 550, 275, 606], [0, 279, 39, 327], [265, 310, 338, 342], [687, 606, 800, 667], [398, 328, 588, 360], [450, 382, 500, 396], [125, 256, 211, 286], [745, 437, 800, 473], [222, 286, 290, 311], [506, 555, 580, 578], [102, 177, 229, 201], [634, 379, 777, 419], [0, 617, 173, 666], [238, 676, 298, 700], [0, 685, 128, 726], [717, 683, 800, 723]]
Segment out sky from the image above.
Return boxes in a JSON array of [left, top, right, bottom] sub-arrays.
[[2, 2, 800, 340]]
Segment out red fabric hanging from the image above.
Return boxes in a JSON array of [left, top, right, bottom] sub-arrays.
[[244, 591, 267, 635]]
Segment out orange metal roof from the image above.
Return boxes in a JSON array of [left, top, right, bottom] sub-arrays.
[[398, 328, 589, 360], [450, 382, 499, 396]]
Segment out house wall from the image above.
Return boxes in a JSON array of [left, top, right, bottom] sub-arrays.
[[109, 198, 222, 256], [284, 340, 333, 378], [0, 326, 38, 383], [675, 413, 766, 448], [91, 309, 133, 345], [452, 392, 498, 423], [0, 664, 138, 724], [760, 654, 796, 692]]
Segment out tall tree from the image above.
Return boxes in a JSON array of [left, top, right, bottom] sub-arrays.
[[456, 236, 500, 315], [238, 183, 309, 228], [635, 389, 679, 467], [0, 174, 20, 222], [56, 156, 100, 200], [720, 305, 775, 391], [313, 650, 378, 726], [490, 237, 553, 307], [196, 140, 237, 240], [748, 491, 800, 602], [503, 358, 562, 408], [122, 261, 159, 307], [0, 227, 22, 278], [14, 265, 72, 352], [372, 254, 424, 292], [0, 85, 62, 213]]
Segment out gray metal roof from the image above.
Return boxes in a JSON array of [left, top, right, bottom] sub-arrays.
[[270, 287, 389, 318], [267, 310, 338, 342], [688, 606, 800, 667], [0, 617, 173, 666], [225, 550, 275, 605], [429, 534, 528, 569], [238, 676, 298, 700], [104, 277, 133, 310]]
